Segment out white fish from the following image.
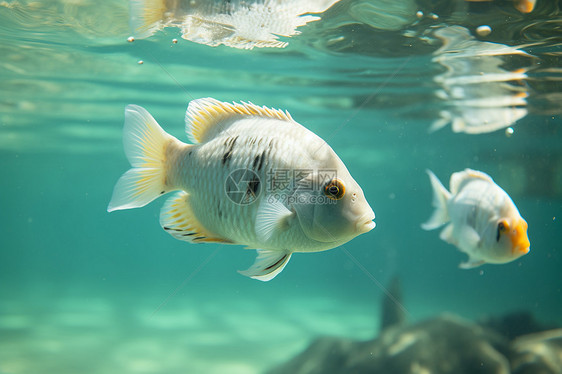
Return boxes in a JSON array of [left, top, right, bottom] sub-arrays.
[[422, 169, 530, 268], [108, 98, 375, 281], [129, 0, 341, 49]]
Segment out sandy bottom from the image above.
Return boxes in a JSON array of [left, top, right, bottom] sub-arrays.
[[0, 290, 378, 374]]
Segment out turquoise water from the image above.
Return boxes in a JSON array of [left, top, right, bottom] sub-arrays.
[[1, 1, 561, 373]]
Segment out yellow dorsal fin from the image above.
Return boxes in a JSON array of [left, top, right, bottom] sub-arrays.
[[185, 98, 294, 143]]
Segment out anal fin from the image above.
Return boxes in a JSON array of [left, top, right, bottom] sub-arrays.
[[238, 250, 292, 281], [459, 258, 486, 269], [160, 191, 232, 244]]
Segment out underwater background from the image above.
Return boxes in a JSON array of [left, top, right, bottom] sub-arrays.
[[1, 0, 561, 373]]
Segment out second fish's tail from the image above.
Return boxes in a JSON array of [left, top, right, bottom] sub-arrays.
[[421, 170, 452, 230]]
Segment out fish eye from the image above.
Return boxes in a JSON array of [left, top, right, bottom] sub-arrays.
[[324, 178, 345, 200], [496, 220, 509, 242]]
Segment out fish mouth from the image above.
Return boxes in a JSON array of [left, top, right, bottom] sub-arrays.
[[510, 219, 530, 256], [512, 244, 530, 256], [356, 214, 376, 234]]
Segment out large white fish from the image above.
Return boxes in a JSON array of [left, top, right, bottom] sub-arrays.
[[108, 98, 375, 281], [422, 169, 530, 268]]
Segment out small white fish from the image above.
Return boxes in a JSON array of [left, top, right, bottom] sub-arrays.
[[422, 169, 530, 268], [108, 98, 375, 281]]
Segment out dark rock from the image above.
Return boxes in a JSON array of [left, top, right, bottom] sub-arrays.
[[380, 276, 406, 332], [267, 314, 511, 374], [267, 337, 356, 374], [480, 311, 556, 341]]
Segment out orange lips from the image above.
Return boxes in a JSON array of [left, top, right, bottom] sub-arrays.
[[510, 218, 530, 255]]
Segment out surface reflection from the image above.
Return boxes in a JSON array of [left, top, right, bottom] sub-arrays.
[[431, 26, 532, 134]]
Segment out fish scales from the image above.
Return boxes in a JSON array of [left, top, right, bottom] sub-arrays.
[[170, 118, 321, 248]]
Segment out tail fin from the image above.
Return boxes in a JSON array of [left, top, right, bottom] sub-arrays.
[[107, 105, 176, 212], [129, 0, 167, 38], [421, 170, 452, 230]]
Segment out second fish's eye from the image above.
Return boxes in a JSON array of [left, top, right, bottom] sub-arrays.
[[324, 178, 345, 200], [496, 220, 508, 242]]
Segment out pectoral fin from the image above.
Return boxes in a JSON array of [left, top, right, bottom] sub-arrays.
[[440, 223, 480, 250], [255, 197, 293, 242], [439, 223, 456, 245], [238, 250, 292, 281], [458, 224, 481, 250]]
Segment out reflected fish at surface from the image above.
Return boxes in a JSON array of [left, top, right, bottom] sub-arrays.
[[431, 26, 530, 134], [422, 169, 530, 268], [108, 98, 375, 281], [129, 0, 341, 49], [464, 0, 536, 14]]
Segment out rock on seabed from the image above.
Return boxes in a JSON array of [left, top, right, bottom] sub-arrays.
[[268, 314, 562, 374]]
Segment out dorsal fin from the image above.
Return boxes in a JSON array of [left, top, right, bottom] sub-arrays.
[[450, 168, 494, 195], [185, 98, 294, 143]]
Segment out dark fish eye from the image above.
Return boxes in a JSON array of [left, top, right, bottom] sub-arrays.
[[324, 178, 345, 200], [496, 220, 509, 242]]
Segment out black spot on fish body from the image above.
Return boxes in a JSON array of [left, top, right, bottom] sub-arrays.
[[222, 150, 232, 165], [222, 136, 238, 165], [217, 202, 223, 219], [253, 151, 266, 171], [194, 236, 206, 241], [247, 176, 260, 197], [182, 232, 195, 236], [257, 151, 266, 171]]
